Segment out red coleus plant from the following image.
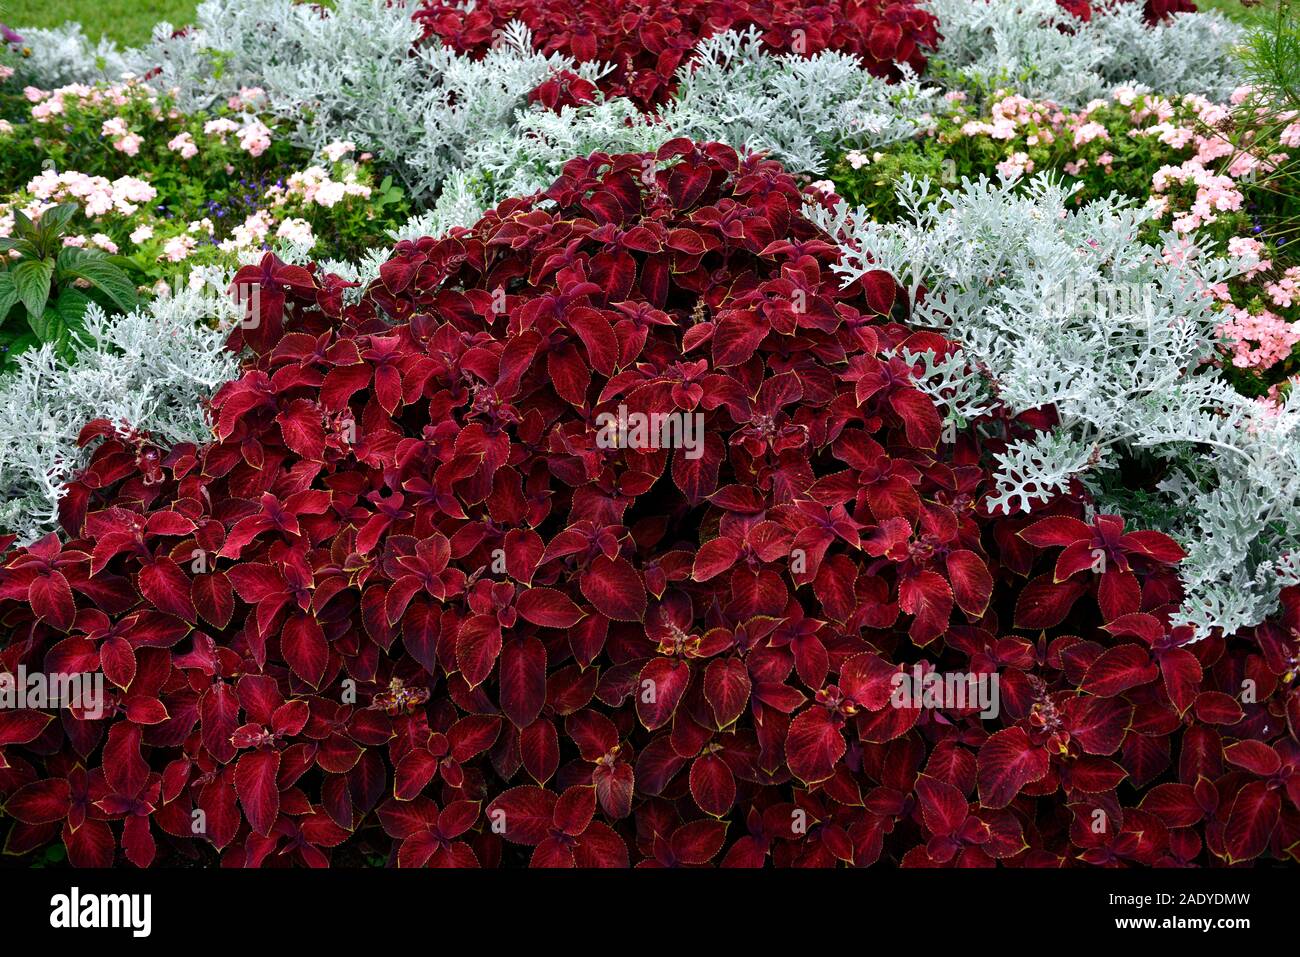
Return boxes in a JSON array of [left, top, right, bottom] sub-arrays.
[[1056, 0, 1198, 24], [2, 140, 1298, 868], [415, 0, 939, 107]]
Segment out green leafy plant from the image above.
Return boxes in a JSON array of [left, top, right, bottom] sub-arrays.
[[1233, 0, 1300, 250], [0, 203, 137, 369]]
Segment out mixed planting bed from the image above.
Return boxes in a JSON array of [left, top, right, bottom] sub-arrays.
[[0, 0, 1299, 868]]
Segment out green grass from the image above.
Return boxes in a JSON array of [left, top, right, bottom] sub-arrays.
[[2, 0, 198, 47]]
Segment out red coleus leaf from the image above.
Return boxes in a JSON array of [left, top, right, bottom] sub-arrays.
[[786, 707, 846, 785], [636, 658, 690, 731], [137, 557, 196, 622], [946, 549, 992, 618], [977, 728, 1050, 809], [914, 774, 969, 836], [515, 587, 585, 628], [1223, 740, 1281, 777], [704, 657, 751, 729], [0, 710, 54, 746], [456, 616, 502, 688], [3, 778, 72, 824], [594, 761, 634, 820], [281, 613, 328, 687], [689, 753, 736, 817], [234, 749, 281, 838], [1014, 575, 1086, 629], [485, 786, 557, 846], [499, 637, 548, 729], [669, 819, 729, 865], [580, 555, 647, 621], [1081, 644, 1159, 697], [1224, 781, 1280, 863]]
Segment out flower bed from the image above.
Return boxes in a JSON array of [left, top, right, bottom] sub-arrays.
[[1, 0, 1299, 870]]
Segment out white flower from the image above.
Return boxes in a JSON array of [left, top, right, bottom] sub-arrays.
[[161, 235, 197, 262], [276, 217, 315, 246], [323, 140, 356, 162]]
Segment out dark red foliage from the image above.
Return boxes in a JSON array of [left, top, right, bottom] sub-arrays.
[[1056, 0, 1197, 24], [528, 70, 599, 112], [415, 0, 940, 107], [1141, 0, 1197, 21], [2, 141, 1297, 868]]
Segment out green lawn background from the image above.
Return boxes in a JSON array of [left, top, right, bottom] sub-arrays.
[[3, 0, 199, 46]]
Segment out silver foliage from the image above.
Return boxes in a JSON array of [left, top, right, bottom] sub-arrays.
[[814, 174, 1300, 636], [0, 290, 239, 543], [925, 0, 1244, 105]]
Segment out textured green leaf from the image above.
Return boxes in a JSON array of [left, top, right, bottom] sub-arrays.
[[0, 272, 17, 322], [57, 249, 138, 314], [11, 259, 54, 320]]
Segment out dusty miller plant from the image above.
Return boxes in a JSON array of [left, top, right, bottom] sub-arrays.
[[3, 22, 134, 86], [812, 173, 1300, 637], [924, 0, 1244, 106], [118, 1, 605, 201], [0, 287, 238, 544], [394, 29, 943, 238]]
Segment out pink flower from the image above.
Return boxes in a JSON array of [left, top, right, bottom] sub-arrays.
[[237, 120, 272, 157], [1217, 307, 1300, 369], [1266, 267, 1300, 309], [314, 180, 347, 207], [167, 132, 198, 159], [115, 134, 143, 156], [161, 235, 196, 262], [1073, 121, 1110, 147], [996, 152, 1033, 178], [276, 217, 315, 246], [203, 117, 240, 140], [323, 140, 356, 162]]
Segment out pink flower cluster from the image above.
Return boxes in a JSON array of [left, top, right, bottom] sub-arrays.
[[279, 164, 372, 209], [1150, 160, 1245, 233], [20, 169, 156, 219], [201, 116, 273, 157], [167, 132, 198, 158], [101, 116, 144, 156], [1265, 266, 1300, 310], [25, 79, 162, 122], [1216, 307, 1300, 370]]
